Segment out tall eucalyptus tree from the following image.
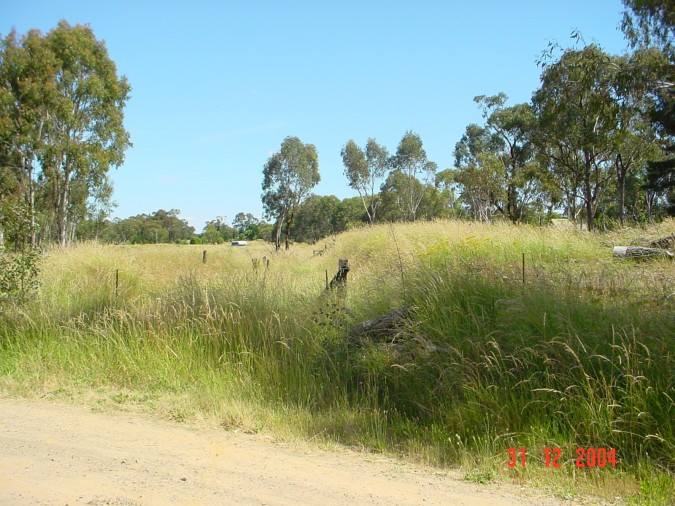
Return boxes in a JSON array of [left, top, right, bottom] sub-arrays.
[[532, 45, 619, 230], [262, 136, 320, 250], [389, 131, 436, 221], [0, 21, 131, 247], [341, 138, 389, 224]]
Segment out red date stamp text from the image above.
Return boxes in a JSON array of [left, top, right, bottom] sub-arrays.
[[507, 447, 617, 468]]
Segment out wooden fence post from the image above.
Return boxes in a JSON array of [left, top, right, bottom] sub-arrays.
[[327, 259, 349, 290], [202, 250, 207, 264]]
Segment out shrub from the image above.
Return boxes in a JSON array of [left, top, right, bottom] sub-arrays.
[[0, 248, 41, 303]]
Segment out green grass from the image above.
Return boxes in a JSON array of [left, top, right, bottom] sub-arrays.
[[1, 220, 673, 504]]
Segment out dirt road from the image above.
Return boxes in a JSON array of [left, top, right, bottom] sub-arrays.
[[0, 398, 563, 505]]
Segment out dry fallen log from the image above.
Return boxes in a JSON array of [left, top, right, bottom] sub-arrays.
[[613, 246, 673, 260], [650, 234, 675, 250], [348, 308, 409, 346]]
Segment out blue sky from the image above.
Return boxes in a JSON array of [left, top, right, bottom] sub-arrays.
[[3, 1, 630, 229]]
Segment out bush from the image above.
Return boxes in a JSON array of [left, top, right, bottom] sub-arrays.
[[0, 248, 41, 303]]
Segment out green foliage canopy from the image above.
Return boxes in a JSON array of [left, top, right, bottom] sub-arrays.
[[341, 138, 389, 224], [389, 131, 437, 221], [0, 21, 131, 247], [262, 136, 320, 250]]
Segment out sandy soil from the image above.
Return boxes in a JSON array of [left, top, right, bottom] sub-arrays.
[[0, 398, 566, 505]]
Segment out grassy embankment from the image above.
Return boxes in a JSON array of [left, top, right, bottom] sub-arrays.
[[1, 219, 673, 504]]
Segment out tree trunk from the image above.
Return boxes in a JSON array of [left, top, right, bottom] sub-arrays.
[[583, 156, 595, 231], [618, 172, 626, 227], [57, 200, 68, 247], [616, 154, 626, 227], [284, 213, 293, 250], [273, 214, 283, 251], [369, 197, 377, 224], [56, 173, 70, 248], [24, 155, 37, 248], [565, 188, 581, 226], [69, 220, 77, 244], [359, 194, 374, 224], [28, 175, 36, 248]]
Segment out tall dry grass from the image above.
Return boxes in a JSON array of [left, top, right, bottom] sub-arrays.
[[1, 219, 673, 504]]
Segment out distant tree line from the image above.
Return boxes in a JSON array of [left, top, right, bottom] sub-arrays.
[[257, 0, 674, 242], [93, 209, 193, 244]]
